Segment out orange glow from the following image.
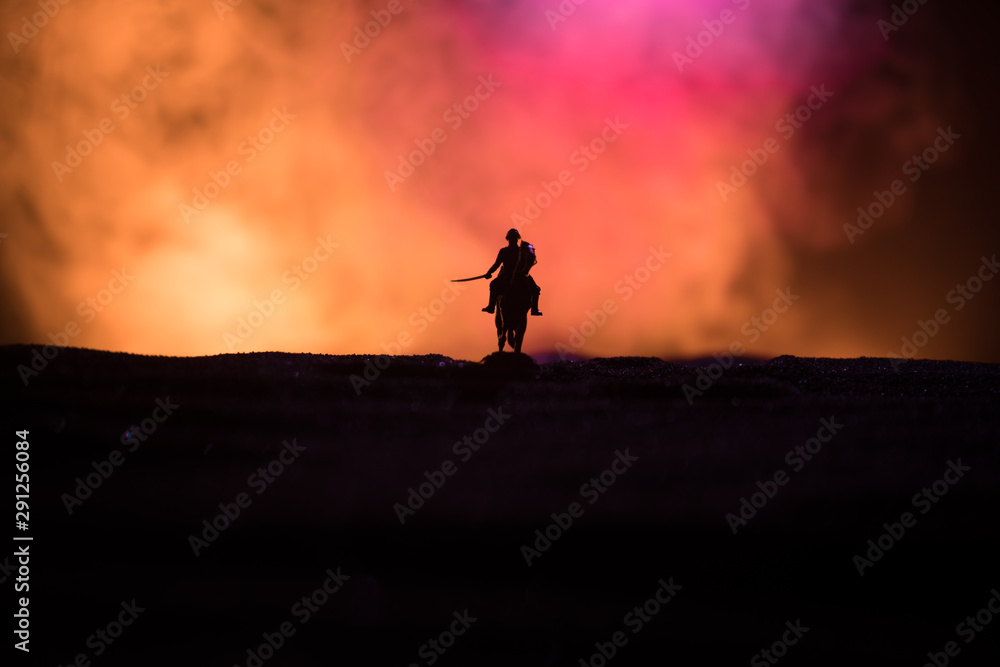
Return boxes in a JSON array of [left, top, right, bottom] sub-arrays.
[[2, 0, 995, 361]]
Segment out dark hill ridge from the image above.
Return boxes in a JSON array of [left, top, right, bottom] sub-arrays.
[[2, 345, 999, 666], [6, 344, 1000, 395]]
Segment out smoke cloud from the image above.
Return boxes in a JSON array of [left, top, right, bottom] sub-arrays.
[[2, 0, 997, 361]]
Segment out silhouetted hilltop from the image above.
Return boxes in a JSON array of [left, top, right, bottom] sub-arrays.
[[2, 346, 998, 666]]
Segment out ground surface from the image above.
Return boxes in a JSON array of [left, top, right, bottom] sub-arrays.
[[2, 346, 999, 666]]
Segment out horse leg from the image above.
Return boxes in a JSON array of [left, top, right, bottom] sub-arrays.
[[495, 309, 505, 351], [514, 319, 526, 353]]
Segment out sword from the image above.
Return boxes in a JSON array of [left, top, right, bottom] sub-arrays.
[[450, 273, 490, 282]]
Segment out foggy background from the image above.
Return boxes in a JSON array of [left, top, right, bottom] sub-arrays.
[[2, 0, 998, 361]]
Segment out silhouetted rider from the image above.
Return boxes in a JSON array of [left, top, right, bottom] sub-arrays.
[[482, 228, 522, 314]]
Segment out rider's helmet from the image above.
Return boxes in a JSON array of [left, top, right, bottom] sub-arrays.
[[506, 228, 521, 242]]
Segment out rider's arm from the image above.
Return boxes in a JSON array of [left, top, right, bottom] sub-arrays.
[[486, 249, 503, 275]]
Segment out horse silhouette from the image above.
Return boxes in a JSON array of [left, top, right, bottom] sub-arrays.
[[495, 275, 532, 353], [495, 243, 539, 353]]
